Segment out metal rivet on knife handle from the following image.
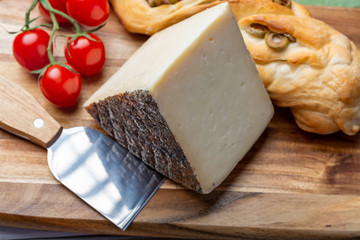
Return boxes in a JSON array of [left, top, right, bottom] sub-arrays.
[[33, 118, 45, 128]]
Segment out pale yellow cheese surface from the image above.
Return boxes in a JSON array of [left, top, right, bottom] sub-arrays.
[[85, 3, 274, 193]]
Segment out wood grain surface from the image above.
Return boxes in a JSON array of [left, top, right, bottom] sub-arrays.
[[0, 1, 360, 239], [0, 75, 62, 148]]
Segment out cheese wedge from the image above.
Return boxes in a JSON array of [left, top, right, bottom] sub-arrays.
[[84, 3, 274, 194]]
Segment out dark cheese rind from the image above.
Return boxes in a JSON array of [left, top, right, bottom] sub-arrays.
[[85, 90, 203, 193]]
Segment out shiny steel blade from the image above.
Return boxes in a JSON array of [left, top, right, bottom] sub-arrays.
[[47, 127, 165, 230]]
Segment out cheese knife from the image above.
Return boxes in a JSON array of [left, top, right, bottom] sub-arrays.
[[0, 75, 165, 230]]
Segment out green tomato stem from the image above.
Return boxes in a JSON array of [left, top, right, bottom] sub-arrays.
[[25, 0, 39, 30], [47, 11, 58, 63], [39, 0, 82, 34], [39, 0, 57, 64], [51, 9, 82, 34], [38, 0, 81, 64]]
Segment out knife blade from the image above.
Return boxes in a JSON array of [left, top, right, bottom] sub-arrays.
[[0, 75, 165, 230]]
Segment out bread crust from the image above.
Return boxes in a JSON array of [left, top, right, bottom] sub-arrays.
[[228, 0, 310, 20], [110, 0, 311, 35], [110, 0, 223, 35], [239, 14, 360, 135]]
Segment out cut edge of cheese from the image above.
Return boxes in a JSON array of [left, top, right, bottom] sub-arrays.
[[85, 2, 274, 194]]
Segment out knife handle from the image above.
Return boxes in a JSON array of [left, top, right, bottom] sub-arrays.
[[0, 75, 62, 148]]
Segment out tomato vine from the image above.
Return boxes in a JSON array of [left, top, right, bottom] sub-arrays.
[[9, 0, 109, 107]]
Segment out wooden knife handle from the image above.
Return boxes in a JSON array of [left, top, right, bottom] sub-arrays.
[[0, 75, 62, 148]]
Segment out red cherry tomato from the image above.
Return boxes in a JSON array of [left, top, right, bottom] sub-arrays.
[[39, 0, 69, 24], [65, 0, 110, 27], [12, 29, 52, 72], [39, 64, 82, 108], [64, 33, 105, 76]]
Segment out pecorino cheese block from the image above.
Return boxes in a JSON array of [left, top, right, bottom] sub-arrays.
[[84, 3, 274, 194]]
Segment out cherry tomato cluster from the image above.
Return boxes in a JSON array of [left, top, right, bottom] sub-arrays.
[[12, 0, 110, 108]]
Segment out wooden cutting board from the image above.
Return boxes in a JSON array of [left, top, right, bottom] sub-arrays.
[[1, 1, 360, 239]]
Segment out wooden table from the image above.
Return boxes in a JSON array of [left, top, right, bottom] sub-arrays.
[[0, 1, 360, 239]]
